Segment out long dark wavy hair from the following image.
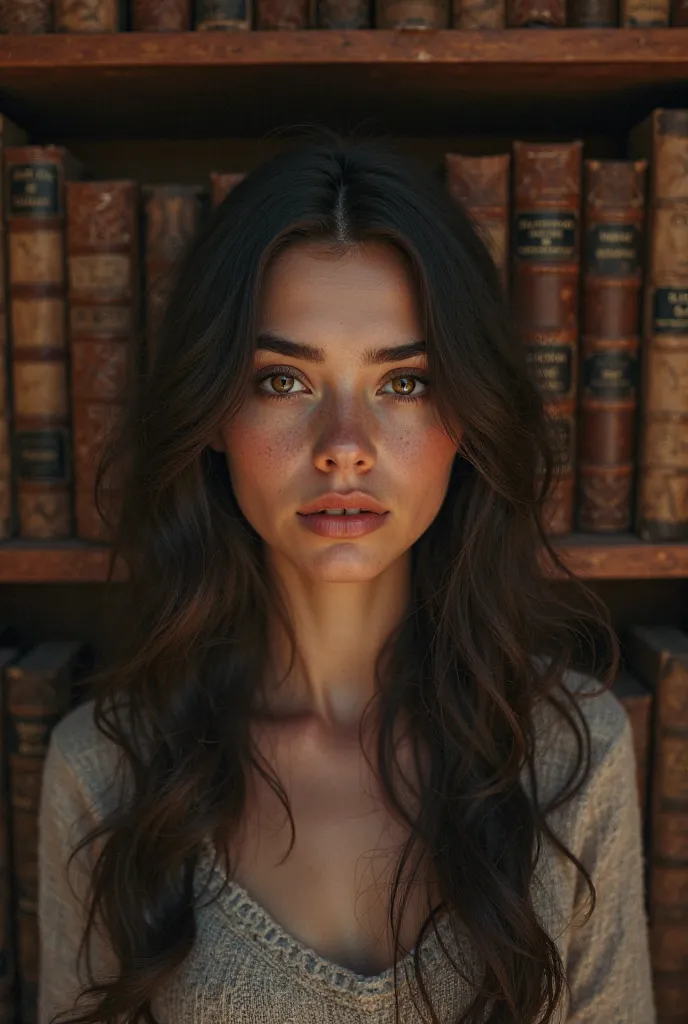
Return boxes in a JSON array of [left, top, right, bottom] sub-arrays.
[[54, 126, 618, 1024]]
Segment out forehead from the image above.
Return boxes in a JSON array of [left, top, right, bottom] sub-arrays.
[[257, 240, 423, 340]]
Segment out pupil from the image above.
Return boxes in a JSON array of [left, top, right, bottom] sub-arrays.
[[396, 377, 413, 394], [276, 375, 292, 392]]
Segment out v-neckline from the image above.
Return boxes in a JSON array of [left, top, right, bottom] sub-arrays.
[[195, 837, 463, 1000]]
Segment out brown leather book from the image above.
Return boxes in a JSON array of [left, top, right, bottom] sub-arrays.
[[512, 140, 583, 537], [506, 0, 564, 24], [621, 0, 669, 22], [0, 646, 21, 1024], [4, 146, 83, 540], [451, 0, 504, 26], [672, 0, 688, 22], [54, 0, 125, 30], [444, 153, 510, 297], [143, 185, 204, 371], [577, 159, 647, 534], [624, 625, 688, 1016], [132, 0, 192, 27], [0, 117, 29, 543], [375, 0, 449, 25], [66, 181, 140, 544], [315, 0, 370, 24], [629, 109, 688, 543], [257, 0, 309, 25], [567, 0, 617, 21], [0, 0, 51, 31], [195, 0, 253, 26], [209, 172, 245, 209], [5, 641, 91, 1024]]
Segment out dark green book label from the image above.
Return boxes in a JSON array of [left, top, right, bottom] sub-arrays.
[[515, 212, 577, 262], [526, 344, 572, 396], [9, 163, 61, 218], [15, 429, 69, 482], [582, 350, 637, 399], [654, 288, 688, 334], [586, 223, 641, 276]]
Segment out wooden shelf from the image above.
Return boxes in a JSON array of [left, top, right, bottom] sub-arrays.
[[0, 534, 685, 582], [0, 29, 687, 138]]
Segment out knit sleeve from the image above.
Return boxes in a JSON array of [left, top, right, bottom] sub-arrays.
[[37, 727, 115, 1024], [564, 711, 656, 1024]]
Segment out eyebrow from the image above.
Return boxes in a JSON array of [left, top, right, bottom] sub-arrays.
[[255, 331, 427, 366]]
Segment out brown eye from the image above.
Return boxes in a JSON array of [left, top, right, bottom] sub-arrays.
[[392, 376, 417, 396], [273, 374, 294, 393]]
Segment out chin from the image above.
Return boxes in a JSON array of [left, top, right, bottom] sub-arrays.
[[301, 545, 393, 583]]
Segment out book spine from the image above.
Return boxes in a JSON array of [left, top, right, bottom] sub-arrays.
[[0, 0, 51, 31], [506, 0, 565, 24], [195, 0, 253, 26], [512, 140, 583, 536], [577, 159, 647, 533], [635, 110, 688, 542], [132, 0, 192, 26], [143, 185, 204, 371], [66, 181, 139, 544], [613, 688, 653, 831], [209, 172, 245, 209], [672, 0, 688, 21], [315, 0, 370, 23], [0, 649, 20, 1024], [54, 0, 125, 30], [451, 0, 504, 25], [444, 153, 510, 297], [567, 0, 617, 22], [257, 0, 309, 25], [5, 147, 75, 540], [375, 0, 449, 25], [621, 0, 669, 21]]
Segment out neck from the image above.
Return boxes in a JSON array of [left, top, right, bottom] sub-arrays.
[[260, 549, 412, 731]]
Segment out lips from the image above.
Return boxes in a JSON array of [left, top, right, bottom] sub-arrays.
[[297, 491, 388, 516]]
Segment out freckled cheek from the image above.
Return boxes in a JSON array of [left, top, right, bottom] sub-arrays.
[[223, 417, 307, 515]]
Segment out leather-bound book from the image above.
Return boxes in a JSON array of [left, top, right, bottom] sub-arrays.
[[567, 0, 617, 23], [66, 181, 140, 544], [257, 0, 309, 25], [512, 140, 583, 536], [629, 109, 688, 542], [0, 0, 51, 31], [612, 668, 653, 832], [316, 0, 370, 24], [624, 626, 688, 1018], [6, 641, 90, 1024], [0, 117, 29, 542], [577, 159, 647, 534], [621, 0, 669, 22], [506, 0, 565, 24], [444, 153, 510, 297], [4, 146, 83, 540], [55, 0, 126, 30], [0, 647, 21, 1024], [143, 185, 204, 370], [451, 0, 504, 26], [673, 0, 688, 22], [210, 172, 245, 209], [195, 0, 253, 26], [132, 0, 193, 27], [375, 0, 449, 24]]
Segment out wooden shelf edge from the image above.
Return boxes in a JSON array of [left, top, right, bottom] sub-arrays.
[[0, 535, 685, 582], [0, 28, 686, 69]]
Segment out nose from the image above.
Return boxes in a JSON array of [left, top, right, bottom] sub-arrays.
[[311, 397, 377, 474]]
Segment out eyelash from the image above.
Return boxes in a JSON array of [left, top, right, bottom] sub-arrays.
[[254, 365, 431, 404]]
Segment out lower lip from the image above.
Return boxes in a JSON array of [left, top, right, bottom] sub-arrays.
[[297, 511, 390, 538]]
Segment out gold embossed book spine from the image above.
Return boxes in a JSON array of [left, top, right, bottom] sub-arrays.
[[444, 153, 510, 297], [66, 181, 140, 543], [54, 0, 126, 31], [512, 140, 583, 537], [4, 146, 82, 540], [577, 159, 647, 534], [630, 109, 688, 542]]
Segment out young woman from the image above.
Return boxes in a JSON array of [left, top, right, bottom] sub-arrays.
[[38, 129, 655, 1024]]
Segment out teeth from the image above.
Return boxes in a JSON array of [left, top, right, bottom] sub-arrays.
[[322, 508, 363, 515]]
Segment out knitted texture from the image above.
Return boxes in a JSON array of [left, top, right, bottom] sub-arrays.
[[37, 670, 657, 1024]]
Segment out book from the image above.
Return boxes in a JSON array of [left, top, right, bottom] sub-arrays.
[[0, 0, 51, 32], [65, 180, 140, 543], [444, 153, 510, 296], [629, 109, 688, 542], [0, 646, 21, 1024], [54, 0, 125, 30], [375, 0, 449, 26], [621, 0, 670, 22], [451, 0, 505, 28], [257, 0, 309, 26], [567, 0, 617, 24], [4, 146, 83, 540], [506, 0, 565, 24], [132, 0, 193, 27], [315, 0, 371, 23], [512, 140, 583, 536], [577, 159, 647, 533], [209, 172, 245, 209], [195, 0, 253, 27]]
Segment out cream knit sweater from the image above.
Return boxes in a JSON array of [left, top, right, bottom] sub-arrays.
[[38, 670, 657, 1024]]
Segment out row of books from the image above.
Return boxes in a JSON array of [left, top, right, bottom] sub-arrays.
[[1, 0, 687, 32], [0, 624, 684, 1022], [0, 107, 686, 546]]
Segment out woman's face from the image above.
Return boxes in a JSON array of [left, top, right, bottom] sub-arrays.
[[209, 239, 459, 582]]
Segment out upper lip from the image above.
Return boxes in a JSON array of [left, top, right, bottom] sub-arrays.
[[298, 491, 389, 515]]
